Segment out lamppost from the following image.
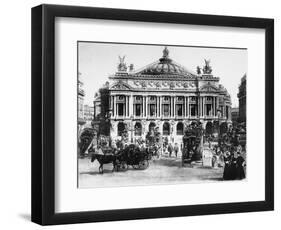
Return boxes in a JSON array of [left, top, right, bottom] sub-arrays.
[[105, 108, 112, 146], [128, 115, 135, 143]]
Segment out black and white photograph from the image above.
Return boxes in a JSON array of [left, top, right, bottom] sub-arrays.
[[77, 42, 247, 188], [29, 3, 274, 226]]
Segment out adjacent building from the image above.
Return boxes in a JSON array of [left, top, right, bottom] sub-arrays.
[[84, 105, 94, 122], [78, 73, 86, 135], [231, 107, 239, 123], [237, 74, 246, 123], [94, 47, 232, 145]]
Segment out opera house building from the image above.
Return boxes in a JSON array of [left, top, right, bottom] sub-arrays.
[[93, 47, 232, 145]]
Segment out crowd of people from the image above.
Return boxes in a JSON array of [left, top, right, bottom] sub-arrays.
[[81, 122, 246, 180], [222, 150, 246, 180], [210, 144, 246, 180]]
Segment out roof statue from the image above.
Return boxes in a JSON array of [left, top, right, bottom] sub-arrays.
[[117, 55, 127, 71], [162, 46, 169, 58], [203, 59, 212, 74], [129, 63, 134, 71], [196, 66, 202, 75]]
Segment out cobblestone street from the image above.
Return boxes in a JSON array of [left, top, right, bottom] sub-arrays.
[[78, 157, 224, 188]]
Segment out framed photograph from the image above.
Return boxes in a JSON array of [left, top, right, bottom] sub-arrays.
[[31, 4, 274, 225]]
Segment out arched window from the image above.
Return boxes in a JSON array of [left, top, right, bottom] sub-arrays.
[[205, 122, 213, 135], [220, 122, 228, 134], [149, 122, 156, 132], [134, 122, 142, 136], [176, 122, 184, 135], [163, 122, 170, 136], [117, 122, 126, 136]]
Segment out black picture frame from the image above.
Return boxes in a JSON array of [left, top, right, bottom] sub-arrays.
[[31, 4, 274, 225]]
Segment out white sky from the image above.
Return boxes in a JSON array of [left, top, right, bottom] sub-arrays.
[[78, 42, 247, 107]]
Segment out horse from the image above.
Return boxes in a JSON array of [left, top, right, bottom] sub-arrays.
[[90, 152, 117, 174]]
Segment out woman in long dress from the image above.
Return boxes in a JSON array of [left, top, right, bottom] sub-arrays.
[[236, 152, 246, 179], [223, 151, 232, 180], [229, 153, 237, 180]]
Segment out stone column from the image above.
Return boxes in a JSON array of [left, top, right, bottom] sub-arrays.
[[114, 96, 117, 118], [183, 97, 186, 118], [142, 96, 145, 117], [145, 96, 149, 118], [198, 97, 200, 117], [129, 95, 133, 117], [158, 96, 160, 118], [124, 95, 127, 117], [216, 97, 219, 117], [110, 96, 114, 117], [127, 96, 130, 117], [214, 96, 217, 117], [170, 97, 172, 117], [202, 97, 205, 117], [213, 96, 215, 117], [160, 96, 162, 118], [187, 96, 189, 118], [201, 97, 204, 117], [172, 96, 173, 117], [143, 96, 146, 117]]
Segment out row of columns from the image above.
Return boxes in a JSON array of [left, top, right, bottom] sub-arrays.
[[110, 95, 229, 119]]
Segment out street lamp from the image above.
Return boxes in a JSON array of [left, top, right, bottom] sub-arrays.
[[128, 115, 135, 143], [106, 108, 112, 146]]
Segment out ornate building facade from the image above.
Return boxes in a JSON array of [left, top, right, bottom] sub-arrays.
[[96, 47, 232, 145], [78, 73, 86, 135]]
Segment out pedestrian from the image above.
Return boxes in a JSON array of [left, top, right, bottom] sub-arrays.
[[168, 143, 173, 157], [236, 152, 246, 179], [228, 153, 237, 180], [180, 143, 183, 154], [174, 143, 179, 158], [223, 151, 232, 180]]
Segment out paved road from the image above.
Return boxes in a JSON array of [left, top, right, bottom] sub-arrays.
[[78, 156, 224, 188]]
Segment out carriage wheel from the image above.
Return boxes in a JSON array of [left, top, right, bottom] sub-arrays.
[[119, 161, 128, 172], [138, 160, 149, 170], [132, 164, 139, 169]]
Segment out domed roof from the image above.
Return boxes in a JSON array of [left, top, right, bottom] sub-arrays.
[[135, 47, 196, 78]]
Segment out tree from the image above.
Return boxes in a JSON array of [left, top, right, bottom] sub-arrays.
[[145, 127, 160, 147], [93, 84, 111, 136], [79, 128, 96, 156]]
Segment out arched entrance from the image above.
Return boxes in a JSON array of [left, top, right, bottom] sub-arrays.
[[149, 122, 156, 132], [176, 122, 184, 135], [213, 120, 220, 134], [205, 121, 213, 135], [163, 122, 170, 136], [134, 122, 142, 136], [117, 122, 126, 136], [220, 122, 228, 134]]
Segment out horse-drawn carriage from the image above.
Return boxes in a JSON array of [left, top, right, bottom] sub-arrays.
[[116, 144, 151, 171], [90, 144, 151, 173], [182, 123, 203, 166], [182, 134, 202, 165]]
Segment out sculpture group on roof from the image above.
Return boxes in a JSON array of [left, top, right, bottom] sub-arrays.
[[116, 47, 214, 78], [197, 59, 213, 75], [117, 55, 127, 71]]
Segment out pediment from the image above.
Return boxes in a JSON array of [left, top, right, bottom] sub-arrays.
[[200, 83, 219, 92], [110, 81, 131, 90]]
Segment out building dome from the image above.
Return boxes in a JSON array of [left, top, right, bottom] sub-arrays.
[[135, 47, 196, 78]]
